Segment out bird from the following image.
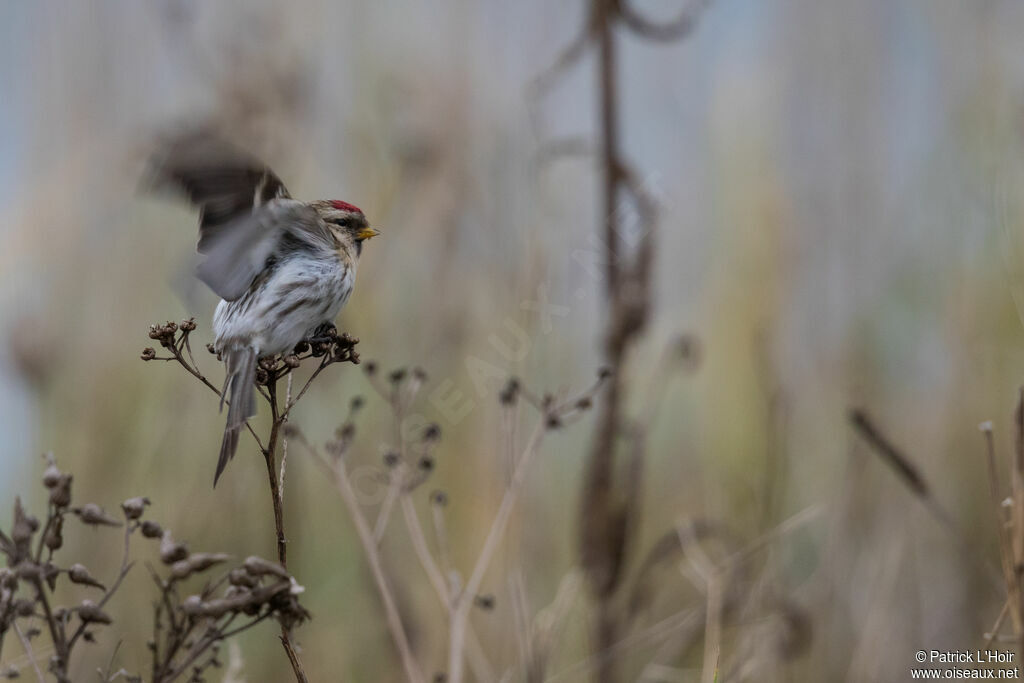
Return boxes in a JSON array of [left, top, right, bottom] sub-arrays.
[[147, 131, 379, 485]]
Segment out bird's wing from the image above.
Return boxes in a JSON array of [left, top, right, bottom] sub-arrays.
[[194, 199, 332, 301], [145, 130, 292, 252], [145, 131, 334, 301]]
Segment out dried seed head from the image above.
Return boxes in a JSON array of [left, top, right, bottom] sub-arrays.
[[13, 599, 35, 618], [418, 456, 435, 472], [182, 595, 203, 616], [121, 497, 150, 520], [44, 516, 64, 551], [430, 490, 448, 507], [350, 396, 365, 411], [74, 504, 121, 527], [68, 564, 105, 590], [140, 520, 163, 539], [389, 368, 407, 384], [228, 568, 258, 588], [422, 423, 442, 442], [78, 600, 113, 624], [473, 594, 496, 610], [284, 354, 301, 369], [159, 532, 189, 565], [242, 556, 289, 579], [180, 317, 197, 331], [171, 553, 231, 580], [499, 378, 520, 405], [383, 451, 400, 468], [364, 360, 378, 375], [42, 461, 62, 489], [140, 347, 156, 361], [49, 474, 72, 509]]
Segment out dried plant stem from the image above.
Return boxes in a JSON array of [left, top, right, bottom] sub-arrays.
[[324, 455, 426, 683], [13, 621, 45, 683], [263, 377, 307, 683], [448, 420, 547, 683]]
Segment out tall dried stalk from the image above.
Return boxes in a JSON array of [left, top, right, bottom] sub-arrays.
[[527, 1, 713, 679], [143, 320, 360, 682]]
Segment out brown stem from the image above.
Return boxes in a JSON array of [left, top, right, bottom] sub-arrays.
[[263, 376, 308, 683]]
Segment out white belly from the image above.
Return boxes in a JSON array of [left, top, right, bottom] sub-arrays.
[[212, 256, 354, 356]]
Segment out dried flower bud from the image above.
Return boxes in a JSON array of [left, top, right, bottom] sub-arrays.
[[243, 556, 289, 579], [42, 461, 62, 488], [182, 595, 203, 615], [12, 498, 38, 548], [78, 600, 112, 624], [121, 497, 150, 520], [140, 347, 157, 361], [68, 564, 105, 590], [545, 414, 562, 430], [334, 423, 355, 444], [39, 562, 58, 591], [293, 340, 310, 354], [382, 452, 400, 468], [180, 318, 196, 332], [206, 343, 217, 355], [284, 354, 301, 369], [140, 520, 163, 539], [499, 378, 520, 405], [159, 532, 189, 565], [473, 594, 496, 610], [422, 424, 441, 441], [13, 599, 35, 618], [228, 568, 258, 588], [44, 516, 64, 551], [430, 490, 448, 507], [575, 397, 592, 410], [74, 504, 121, 527], [148, 325, 163, 340], [389, 368, 407, 384], [350, 396, 365, 411], [364, 361, 378, 375], [418, 457, 435, 471], [49, 474, 72, 509], [171, 553, 231, 580]]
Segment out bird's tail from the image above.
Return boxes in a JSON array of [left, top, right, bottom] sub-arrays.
[[215, 347, 258, 487]]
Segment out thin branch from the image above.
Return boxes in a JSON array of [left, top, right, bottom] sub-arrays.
[[13, 621, 46, 683], [448, 420, 548, 683], [298, 435, 425, 683]]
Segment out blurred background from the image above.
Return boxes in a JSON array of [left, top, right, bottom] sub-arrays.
[[2, 0, 1024, 680]]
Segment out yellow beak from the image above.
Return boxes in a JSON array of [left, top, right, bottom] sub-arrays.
[[357, 227, 381, 241]]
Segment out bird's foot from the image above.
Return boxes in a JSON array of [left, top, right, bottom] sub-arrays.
[[301, 322, 338, 347]]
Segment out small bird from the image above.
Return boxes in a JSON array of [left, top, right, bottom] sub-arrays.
[[148, 132, 379, 485]]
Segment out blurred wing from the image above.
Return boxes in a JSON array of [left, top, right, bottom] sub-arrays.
[[144, 130, 291, 253], [145, 131, 334, 301], [195, 200, 332, 302]]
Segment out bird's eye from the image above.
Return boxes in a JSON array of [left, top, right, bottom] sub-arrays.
[[332, 217, 353, 228]]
